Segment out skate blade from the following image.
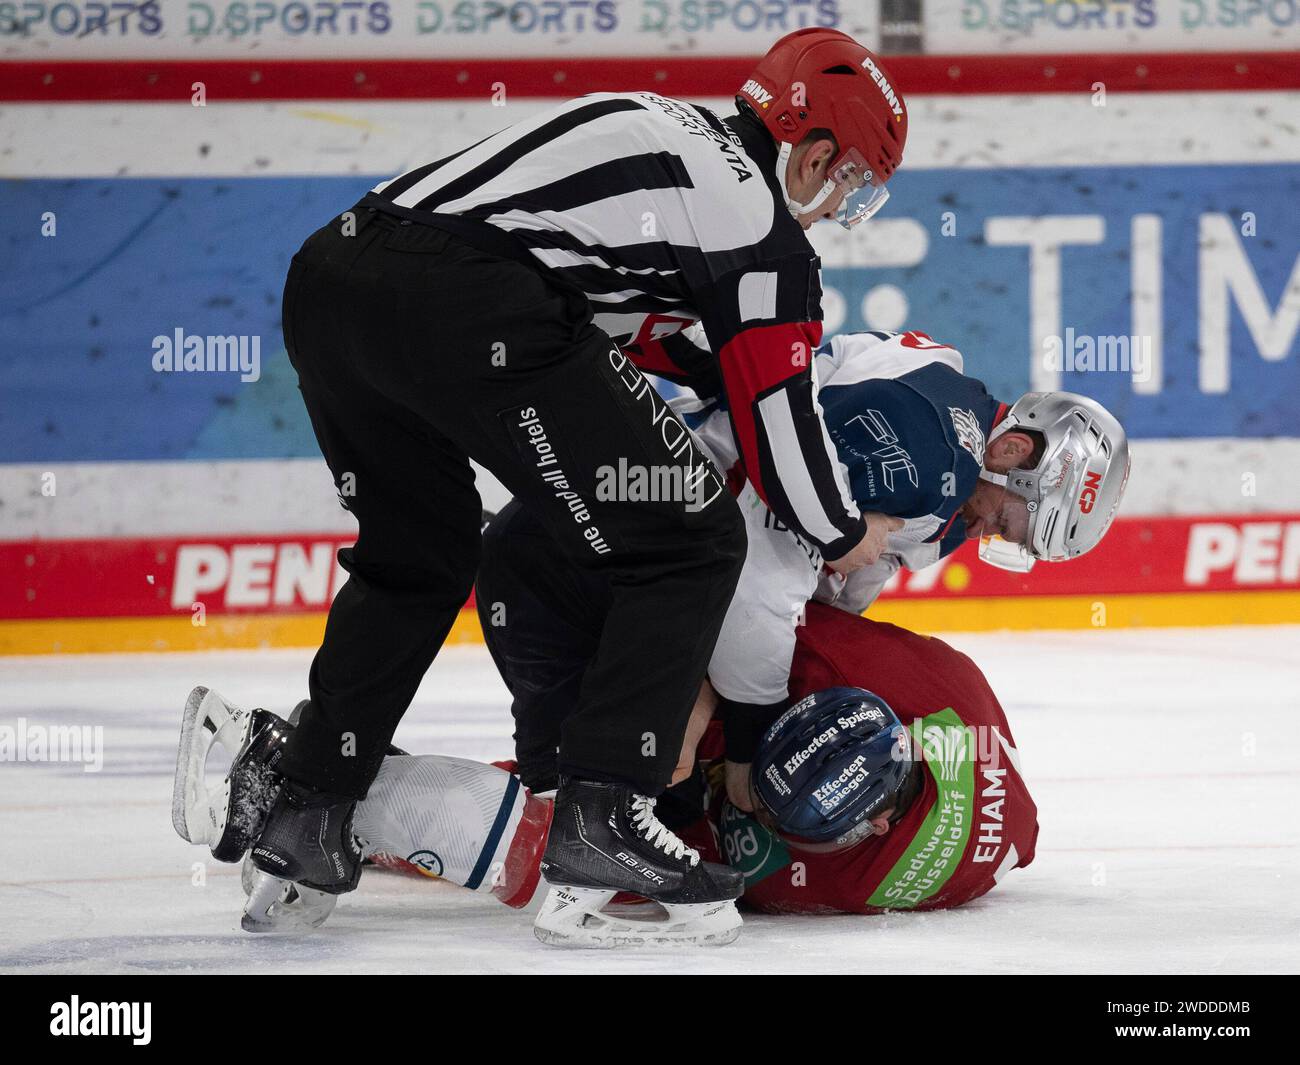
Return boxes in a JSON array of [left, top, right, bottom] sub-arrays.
[[533, 886, 742, 949], [172, 685, 245, 846], [241, 869, 336, 935]]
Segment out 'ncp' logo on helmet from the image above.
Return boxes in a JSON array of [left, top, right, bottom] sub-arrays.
[[1078, 470, 1103, 513]]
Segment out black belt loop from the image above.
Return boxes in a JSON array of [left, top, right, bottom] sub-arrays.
[[356, 193, 539, 274]]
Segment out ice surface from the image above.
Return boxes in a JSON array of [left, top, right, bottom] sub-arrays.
[[2, 627, 1298, 975]]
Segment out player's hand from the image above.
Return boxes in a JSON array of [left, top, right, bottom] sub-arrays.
[[825, 513, 904, 575], [671, 681, 718, 786], [725, 760, 755, 812]]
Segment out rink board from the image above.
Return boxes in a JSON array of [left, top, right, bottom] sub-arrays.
[[4, 512, 1300, 652], [5, 590, 1300, 655], [3, 159, 1298, 458]]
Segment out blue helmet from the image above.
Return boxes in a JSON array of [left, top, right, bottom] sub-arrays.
[[753, 687, 914, 851]]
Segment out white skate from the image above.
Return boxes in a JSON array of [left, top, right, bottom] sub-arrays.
[[534, 887, 743, 948]]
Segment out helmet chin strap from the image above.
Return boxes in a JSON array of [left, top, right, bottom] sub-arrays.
[[775, 141, 838, 220]]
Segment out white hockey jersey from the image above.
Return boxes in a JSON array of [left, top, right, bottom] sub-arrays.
[[679, 329, 1006, 706]]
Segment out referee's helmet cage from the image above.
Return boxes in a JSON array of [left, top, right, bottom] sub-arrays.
[[737, 28, 908, 228], [752, 687, 913, 852]]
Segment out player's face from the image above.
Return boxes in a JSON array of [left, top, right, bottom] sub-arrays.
[[961, 481, 1032, 547]]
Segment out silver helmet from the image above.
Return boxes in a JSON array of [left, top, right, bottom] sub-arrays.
[[977, 391, 1131, 572]]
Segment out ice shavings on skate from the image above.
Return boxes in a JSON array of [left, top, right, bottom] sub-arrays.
[[171, 685, 286, 862]]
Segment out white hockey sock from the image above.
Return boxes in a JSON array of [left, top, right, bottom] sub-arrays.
[[354, 754, 550, 907]]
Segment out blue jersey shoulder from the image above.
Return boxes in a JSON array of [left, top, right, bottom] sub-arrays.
[[819, 362, 1002, 530]]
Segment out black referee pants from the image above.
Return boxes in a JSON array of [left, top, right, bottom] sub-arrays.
[[476, 498, 610, 794], [477, 499, 710, 828], [277, 207, 745, 798]]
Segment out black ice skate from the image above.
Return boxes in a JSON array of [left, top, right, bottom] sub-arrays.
[[171, 686, 290, 863], [241, 782, 363, 934], [173, 688, 359, 934], [535, 778, 744, 948]]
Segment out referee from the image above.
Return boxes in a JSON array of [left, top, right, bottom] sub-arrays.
[[245, 28, 910, 938]]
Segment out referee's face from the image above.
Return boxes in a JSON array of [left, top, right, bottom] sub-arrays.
[[787, 138, 848, 230], [794, 187, 851, 231]]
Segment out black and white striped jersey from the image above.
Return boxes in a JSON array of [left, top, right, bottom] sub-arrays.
[[371, 92, 862, 560]]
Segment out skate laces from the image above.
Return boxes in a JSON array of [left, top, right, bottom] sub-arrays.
[[629, 795, 700, 867]]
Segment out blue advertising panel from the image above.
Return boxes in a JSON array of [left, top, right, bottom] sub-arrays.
[[1, 161, 1296, 462]]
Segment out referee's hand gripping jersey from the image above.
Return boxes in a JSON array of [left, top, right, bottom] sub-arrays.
[[225, 28, 910, 943]]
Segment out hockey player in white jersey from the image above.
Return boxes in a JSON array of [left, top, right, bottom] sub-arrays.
[[677, 327, 1131, 806]]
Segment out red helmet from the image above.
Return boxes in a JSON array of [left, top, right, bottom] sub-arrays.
[[738, 28, 908, 226]]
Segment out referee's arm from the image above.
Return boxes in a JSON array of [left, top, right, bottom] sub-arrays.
[[705, 298, 863, 561]]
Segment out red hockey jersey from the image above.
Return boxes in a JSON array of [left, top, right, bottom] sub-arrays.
[[714, 601, 1038, 914]]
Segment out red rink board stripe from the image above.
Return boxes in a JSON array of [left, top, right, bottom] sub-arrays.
[[1, 52, 1297, 102], [4, 514, 1299, 621], [1, 535, 357, 619]]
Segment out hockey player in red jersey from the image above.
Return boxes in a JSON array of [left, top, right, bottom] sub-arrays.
[[468, 499, 1039, 919], [723, 601, 1037, 913]]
